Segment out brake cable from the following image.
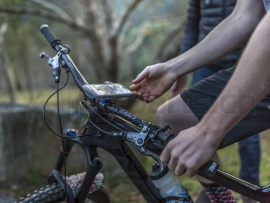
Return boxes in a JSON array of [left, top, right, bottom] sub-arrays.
[[80, 102, 112, 135], [81, 100, 125, 132]]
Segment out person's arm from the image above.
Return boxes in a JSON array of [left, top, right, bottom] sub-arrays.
[[200, 12, 270, 144], [131, 0, 265, 102], [160, 12, 270, 177], [171, 0, 200, 96], [180, 0, 201, 53], [167, 0, 265, 76]]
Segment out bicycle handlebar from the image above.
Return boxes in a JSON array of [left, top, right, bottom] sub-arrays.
[[156, 131, 175, 146], [40, 25, 61, 47], [40, 25, 88, 91], [39, 25, 217, 176], [96, 100, 175, 146], [40, 24, 177, 149]]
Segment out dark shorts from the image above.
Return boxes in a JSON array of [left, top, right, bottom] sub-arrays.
[[181, 66, 270, 149]]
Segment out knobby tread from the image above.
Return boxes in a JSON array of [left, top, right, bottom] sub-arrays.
[[17, 183, 110, 203]]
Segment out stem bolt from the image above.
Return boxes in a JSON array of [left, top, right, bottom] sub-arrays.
[[137, 138, 143, 144]]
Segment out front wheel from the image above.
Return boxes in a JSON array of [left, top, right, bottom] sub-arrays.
[[17, 183, 110, 203]]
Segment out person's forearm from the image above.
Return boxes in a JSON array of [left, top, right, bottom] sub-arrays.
[[167, 2, 264, 78], [200, 13, 270, 141]]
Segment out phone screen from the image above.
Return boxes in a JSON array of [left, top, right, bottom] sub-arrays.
[[84, 84, 133, 99]]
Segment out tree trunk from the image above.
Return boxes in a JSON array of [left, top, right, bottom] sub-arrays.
[[0, 48, 17, 102], [20, 51, 32, 91], [106, 37, 118, 83]]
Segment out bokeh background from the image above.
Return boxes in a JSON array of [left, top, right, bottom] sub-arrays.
[[0, 0, 269, 202]]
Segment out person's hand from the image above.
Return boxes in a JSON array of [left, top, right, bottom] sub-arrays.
[[160, 124, 222, 177], [130, 63, 177, 103], [170, 76, 187, 96]]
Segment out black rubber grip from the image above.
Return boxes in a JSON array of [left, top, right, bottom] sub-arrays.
[[156, 132, 175, 146], [198, 160, 219, 177], [40, 24, 61, 48]]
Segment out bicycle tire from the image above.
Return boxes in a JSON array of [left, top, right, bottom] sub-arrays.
[[17, 183, 110, 203]]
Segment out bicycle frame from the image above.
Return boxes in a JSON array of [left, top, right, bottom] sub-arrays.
[[54, 108, 166, 203], [52, 102, 270, 203], [40, 24, 270, 203]]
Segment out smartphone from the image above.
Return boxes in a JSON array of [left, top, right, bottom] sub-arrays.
[[83, 83, 133, 99]]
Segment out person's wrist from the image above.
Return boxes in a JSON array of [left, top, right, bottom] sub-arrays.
[[162, 62, 177, 82], [164, 57, 188, 79], [197, 118, 226, 145]]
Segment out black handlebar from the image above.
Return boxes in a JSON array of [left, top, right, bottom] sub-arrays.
[[40, 24, 88, 91], [40, 25, 61, 48], [156, 132, 175, 146], [156, 131, 218, 177], [55, 47, 88, 91], [40, 24, 218, 178]]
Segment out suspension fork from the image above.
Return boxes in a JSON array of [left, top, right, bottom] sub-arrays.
[[54, 135, 103, 203], [75, 145, 102, 203]]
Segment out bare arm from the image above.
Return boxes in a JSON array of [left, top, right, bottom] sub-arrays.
[[168, 0, 265, 77], [130, 0, 265, 103], [171, 0, 200, 96], [160, 11, 270, 177], [200, 11, 270, 141]]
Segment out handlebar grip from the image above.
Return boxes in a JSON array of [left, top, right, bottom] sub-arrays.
[[156, 132, 219, 177], [156, 132, 175, 146], [156, 131, 219, 177], [198, 161, 219, 177], [40, 24, 61, 48]]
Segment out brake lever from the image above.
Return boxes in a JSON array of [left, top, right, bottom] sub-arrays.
[[139, 146, 166, 173], [40, 52, 61, 83], [124, 125, 167, 173], [39, 46, 71, 83], [39, 52, 51, 62]]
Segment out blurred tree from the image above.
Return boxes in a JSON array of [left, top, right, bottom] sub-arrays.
[[0, 21, 17, 102], [0, 0, 185, 84]]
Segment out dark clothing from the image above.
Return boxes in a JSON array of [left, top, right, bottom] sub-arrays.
[[181, 0, 262, 186], [190, 67, 261, 186], [239, 136, 261, 186], [182, 66, 269, 150], [181, 0, 245, 70], [264, 0, 270, 12]]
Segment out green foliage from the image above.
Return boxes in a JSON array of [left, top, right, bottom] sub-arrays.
[[0, 0, 187, 92]]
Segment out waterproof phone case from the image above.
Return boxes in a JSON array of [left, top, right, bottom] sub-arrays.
[[83, 83, 133, 99]]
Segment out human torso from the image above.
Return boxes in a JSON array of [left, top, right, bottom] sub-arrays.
[[199, 0, 242, 70]]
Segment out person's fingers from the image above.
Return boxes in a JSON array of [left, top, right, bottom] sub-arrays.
[[189, 151, 212, 177], [137, 91, 142, 97], [160, 142, 173, 163], [175, 163, 186, 176], [130, 83, 142, 91], [185, 152, 204, 177], [142, 93, 150, 101], [160, 151, 170, 163], [142, 92, 149, 98], [147, 95, 156, 103], [168, 158, 178, 171], [132, 68, 150, 84], [136, 91, 146, 101], [186, 162, 198, 177], [132, 91, 138, 98], [168, 150, 179, 171]]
